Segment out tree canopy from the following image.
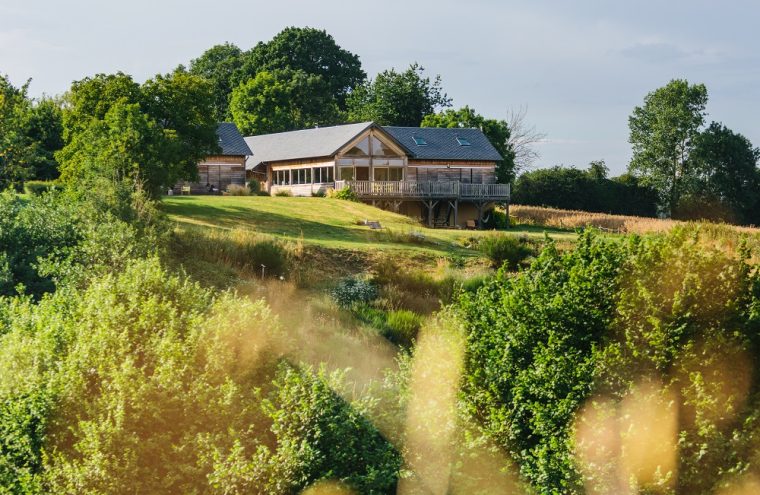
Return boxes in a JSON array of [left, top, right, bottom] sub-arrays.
[[422, 106, 517, 182], [56, 70, 218, 197], [188, 42, 244, 121], [628, 79, 708, 215], [230, 69, 341, 136], [240, 27, 365, 109], [0, 76, 64, 188], [347, 63, 451, 127], [679, 121, 760, 223]]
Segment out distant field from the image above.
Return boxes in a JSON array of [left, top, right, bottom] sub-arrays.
[[162, 196, 577, 255], [511, 204, 760, 235]]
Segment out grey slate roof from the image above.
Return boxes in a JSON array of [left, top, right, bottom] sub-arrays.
[[245, 122, 373, 169], [384, 126, 503, 162], [243, 122, 502, 170], [216, 122, 252, 156]]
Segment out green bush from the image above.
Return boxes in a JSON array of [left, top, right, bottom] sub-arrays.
[[331, 277, 378, 308], [226, 184, 250, 196], [247, 180, 261, 195], [274, 189, 293, 197], [22, 180, 58, 196], [478, 234, 532, 269], [385, 309, 422, 346], [328, 186, 359, 202]]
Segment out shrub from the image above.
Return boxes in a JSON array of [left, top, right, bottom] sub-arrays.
[[328, 186, 359, 202], [226, 184, 250, 196], [274, 189, 293, 197], [331, 277, 378, 308], [478, 234, 532, 269], [311, 190, 326, 198], [385, 309, 422, 347], [22, 181, 58, 196], [247, 180, 261, 195]]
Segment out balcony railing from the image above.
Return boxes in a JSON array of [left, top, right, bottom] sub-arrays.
[[334, 180, 510, 201]]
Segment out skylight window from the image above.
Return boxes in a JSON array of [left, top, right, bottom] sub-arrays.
[[412, 135, 427, 146], [456, 137, 472, 146]]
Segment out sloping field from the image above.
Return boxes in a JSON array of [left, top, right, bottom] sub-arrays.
[[162, 196, 576, 255]]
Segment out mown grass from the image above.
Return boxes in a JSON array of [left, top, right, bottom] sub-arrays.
[[162, 196, 577, 256]]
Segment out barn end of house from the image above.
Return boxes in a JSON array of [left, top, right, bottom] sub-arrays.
[[244, 122, 510, 228], [175, 122, 252, 194]]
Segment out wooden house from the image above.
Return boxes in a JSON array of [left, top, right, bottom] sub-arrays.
[[175, 122, 252, 194], [244, 122, 509, 228]]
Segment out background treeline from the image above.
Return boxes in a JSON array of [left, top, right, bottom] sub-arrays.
[[512, 160, 659, 217]]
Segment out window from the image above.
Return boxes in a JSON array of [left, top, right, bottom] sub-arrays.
[[456, 136, 472, 146], [339, 167, 354, 181], [374, 168, 388, 181], [313, 166, 334, 183], [274, 170, 290, 185], [371, 136, 398, 156], [389, 167, 403, 181], [344, 136, 370, 157], [412, 135, 427, 146]]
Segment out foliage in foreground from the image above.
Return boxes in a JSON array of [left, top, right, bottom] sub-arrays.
[[455, 229, 760, 494], [0, 259, 401, 494]]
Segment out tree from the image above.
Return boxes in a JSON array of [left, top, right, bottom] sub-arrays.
[[0, 75, 35, 189], [628, 79, 708, 215], [239, 27, 365, 109], [230, 69, 341, 136], [680, 122, 760, 224], [188, 42, 244, 120], [421, 106, 517, 182], [512, 162, 658, 216], [141, 69, 220, 181], [347, 63, 451, 127], [505, 106, 546, 173], [26, 97, 64, 180], [57, 71, 218, 196]]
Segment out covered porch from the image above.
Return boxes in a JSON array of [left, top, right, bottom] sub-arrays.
[[336, 180, 510, 228]]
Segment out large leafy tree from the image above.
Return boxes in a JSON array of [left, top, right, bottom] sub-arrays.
[[240, 27, 365, 109], [57, 71, 218, 196], [347, 63, 451, 127], [25, 97, 64, 180], [142, 69, 220, 180], [188, 42, 244, 120], [680, 122, 760, 223], [0, 76, 35, 189], [230, 69, 341, 136], [422, 106, 517, 182], [628, 79, 708, 215]]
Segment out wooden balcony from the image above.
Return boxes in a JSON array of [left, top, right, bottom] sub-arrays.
[[335, 180, 510, 202]]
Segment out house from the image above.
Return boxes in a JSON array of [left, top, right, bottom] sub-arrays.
[[175, 122, 252, 194], [244, 122, 509, 228]]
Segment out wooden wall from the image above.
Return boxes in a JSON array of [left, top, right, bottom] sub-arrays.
[[174, 155, 246, 194]]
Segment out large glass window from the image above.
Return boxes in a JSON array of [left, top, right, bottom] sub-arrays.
[[389, 167, 403, 181], [314, 166, 334, 183], [371, 136, 398, 157], [274, 170, 290, 185], [374, 168, 388, 181], [344, 137, 370, 157], [339, 167, 354, 181]]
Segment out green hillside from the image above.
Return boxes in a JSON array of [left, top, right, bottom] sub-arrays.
[[162, 195, 576, 255]]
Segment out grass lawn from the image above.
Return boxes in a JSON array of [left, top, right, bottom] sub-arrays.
[[162, 195, 577, 255]]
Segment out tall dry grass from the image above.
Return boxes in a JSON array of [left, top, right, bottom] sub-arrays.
[[511, 204, 760, 236]]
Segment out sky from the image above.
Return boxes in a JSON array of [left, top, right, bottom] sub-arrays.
[[2, 0, 759, 175]]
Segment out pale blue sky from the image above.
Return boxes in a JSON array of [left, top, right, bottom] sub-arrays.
[[2, 0, 758, 174]]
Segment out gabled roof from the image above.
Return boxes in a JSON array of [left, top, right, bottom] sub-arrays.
[[243, 122, 503, 169], [245, 122, 373, 169], [216, 122, 252, 156], [384, 126, 503, 162]]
